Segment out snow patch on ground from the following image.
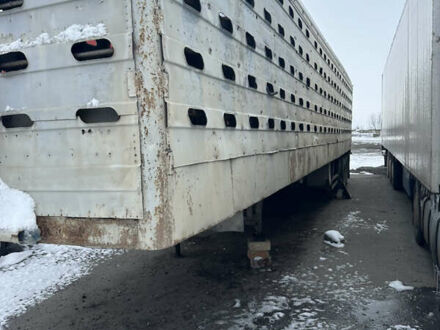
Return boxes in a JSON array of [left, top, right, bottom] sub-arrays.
[[0, 179, 37, 233], [0, 245, 120, 327], [375, 222, 389, 234], [388, 280, 414, 292], [387, 326, 418, 330], [352, 135, 381, 145], [324, 230, 345, 246], [215, 262, 374, 329], [350, 150, 384, 170], [0, 250, 33, 268], [0, 24, 107, 53]]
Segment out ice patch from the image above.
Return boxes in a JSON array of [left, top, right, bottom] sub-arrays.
[[388, 280, 414, 292], [0, 178, 37, 233], [87, 98, 100, 107], [0, 244, 120, 327], [0, 24, 107, 53]]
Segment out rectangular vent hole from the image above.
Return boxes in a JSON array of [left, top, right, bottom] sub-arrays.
[[0, 52, 28, 72], [224, 113, 237, 128], [184, 0, 201, 12], [0, 0, 23, 10], [248, 75, 258, 89], [264, 9, 272, 24], [249, 116, 259, 129], [268, 118, 275, 129], [1, 114, 33, 128], [219, 13, 233, 33], [246, 32, 256, 49], [71, 39, 114, 61], [76, 108, 120, 124], [222, 64, 236, 81], [265, 47, 273, 60], [188, 108, 207, 126], [184, 47, 204, 70]]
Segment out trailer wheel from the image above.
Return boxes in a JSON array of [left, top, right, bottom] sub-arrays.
[[412, 184, 424, 246], [433, 218, 440, 266], [391, 158, 402, 190]]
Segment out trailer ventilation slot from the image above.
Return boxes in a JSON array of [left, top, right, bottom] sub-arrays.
[[248, 75, 257, 89], [2, 114, 33, 128], [71, 39, 114, 61], [183, 0, 201, 12], [266, 83, 275, 95], [222, 64, 235, 81], [0, 0, 23, 10], [280, 121, 286, 130], [246, 32, 256, 49], [219, 13, 233, 34], [76, 108, 120, 124], [249, 116, 259, 129], [224, 113, 237, 128], [268, 118, 275, 129], [184, 47, 204, 70], [0, 52, 28, 72], [188, 108, 207, 126], [265, 47, 273, 60]]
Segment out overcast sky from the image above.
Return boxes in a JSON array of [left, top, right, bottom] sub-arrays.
[[302, 0, 406, 129]]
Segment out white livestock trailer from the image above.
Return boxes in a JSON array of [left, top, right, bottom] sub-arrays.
[[0, 0, 352, 249], [382, 0, 440, 264]]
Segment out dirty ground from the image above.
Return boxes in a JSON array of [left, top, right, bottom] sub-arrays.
[[7, 141, 440, 330]]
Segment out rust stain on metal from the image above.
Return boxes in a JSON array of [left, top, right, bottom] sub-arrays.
[[38, 217, 139, 249]]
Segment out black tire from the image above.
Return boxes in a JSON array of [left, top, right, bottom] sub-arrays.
[[391, 159, 402, 190], [422, 199, 431, 246], [412, 185, 424, 246], [433, 218, 440, 266]]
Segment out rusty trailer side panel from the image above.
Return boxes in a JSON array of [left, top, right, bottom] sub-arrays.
[[0, 0, 352, 250]]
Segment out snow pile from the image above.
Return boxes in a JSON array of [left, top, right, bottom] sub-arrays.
[[324, 230, 345, 248], [0, 23, 107, 53], [87, 98, 100, 107], [0, 179, 37, 233], [0, 250, 33, 268], [388, 280, 414, 292], [53, 24, 106, 43], [0, 244, 120, 327], [387, 326, 417, 330]]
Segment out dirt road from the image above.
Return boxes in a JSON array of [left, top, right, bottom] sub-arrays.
[[8, 143, 440, 330]]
